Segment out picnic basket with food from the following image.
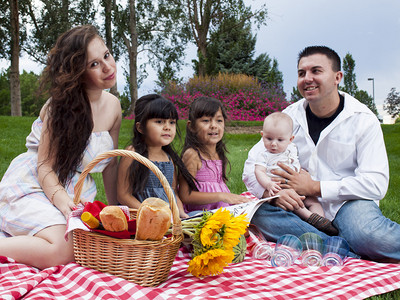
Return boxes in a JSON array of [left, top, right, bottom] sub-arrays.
[[72, 149, 183, 287]]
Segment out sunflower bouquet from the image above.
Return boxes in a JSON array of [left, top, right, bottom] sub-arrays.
[[180, 208, 249, 278]]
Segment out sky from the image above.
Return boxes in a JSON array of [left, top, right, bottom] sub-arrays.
[[246, 0, 400, 105], [139, 0, 400, 106], [1, 0, 400, 106]]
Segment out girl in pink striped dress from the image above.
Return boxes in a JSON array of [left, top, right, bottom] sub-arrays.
[[0, 25, 121, 269], [178, 96, 250, 216]]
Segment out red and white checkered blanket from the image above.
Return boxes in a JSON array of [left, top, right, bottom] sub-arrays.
[[1, 237, 399, 300]]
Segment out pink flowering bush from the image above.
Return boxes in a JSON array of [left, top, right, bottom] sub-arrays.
[[166, 74, 289, 121], [164, 89, 288, 121], [127, 73, 290, 121]]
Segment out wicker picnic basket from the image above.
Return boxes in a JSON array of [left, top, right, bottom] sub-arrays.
[[72, 149, 183, 287]]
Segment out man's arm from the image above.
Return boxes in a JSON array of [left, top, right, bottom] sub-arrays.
[[274, 115, 389, 203], [273, 163, 321, 197]]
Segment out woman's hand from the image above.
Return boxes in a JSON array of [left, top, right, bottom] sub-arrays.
[[219, 193, 253, 205], [53, 193, 76, 220]]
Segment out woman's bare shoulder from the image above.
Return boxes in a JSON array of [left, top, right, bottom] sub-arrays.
[[103, 91, 121, 111], [39, 99, 51, 121]]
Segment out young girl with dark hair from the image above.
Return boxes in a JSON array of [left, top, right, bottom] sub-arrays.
[[117, 94, 195, 218], [0, 25, 122, 269], [178, 96, 250, 215]]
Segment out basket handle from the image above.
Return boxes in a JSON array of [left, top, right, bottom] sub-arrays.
[[73, 149, 182, 234]]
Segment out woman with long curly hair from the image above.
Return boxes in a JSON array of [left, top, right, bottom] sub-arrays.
[[0, 25, 121, 269]]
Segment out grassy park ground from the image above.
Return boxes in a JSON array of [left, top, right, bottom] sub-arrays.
[[0, 116, 399, 299]]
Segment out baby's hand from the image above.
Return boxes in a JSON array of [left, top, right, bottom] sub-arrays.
[[220, 193, 252, 205], [267, 182, 281, 197]]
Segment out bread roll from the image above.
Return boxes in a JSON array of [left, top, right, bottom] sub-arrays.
[[136, 197, 172, 241], [99, 206, 128, 232]]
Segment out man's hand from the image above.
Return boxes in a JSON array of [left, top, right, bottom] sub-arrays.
[[271, 189, 305, 211], [271, 162, 321, 197]]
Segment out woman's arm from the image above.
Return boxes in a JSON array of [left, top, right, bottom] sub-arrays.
[[117, 146, 143, 209], [38, 107, 75, 219]]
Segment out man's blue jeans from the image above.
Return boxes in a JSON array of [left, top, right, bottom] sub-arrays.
[[251, 200, 400, 261]]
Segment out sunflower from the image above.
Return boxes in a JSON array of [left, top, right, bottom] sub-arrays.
[[200, 208, 231, 247], [223, 214, 249, 249], [180, 208, 249, 277], [187, 248, 235, 278]]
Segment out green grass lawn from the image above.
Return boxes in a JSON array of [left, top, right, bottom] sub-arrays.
[[0, 116, 399, 299]]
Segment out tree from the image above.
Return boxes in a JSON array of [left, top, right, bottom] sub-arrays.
[[0, 0, 26, 116], [0, 68, 47, 116], [290, 86, 302, 102], [250, 55, 283, 88], [0, 69, 11, 115], [341, 52, 377, 116], [20, 70, 47, 116], [100, 0, 121, 97], [9, 0, 22, 116], [0, 0, 32, 116], [186, 0, 268, 76], [354, 90, 378, 116], [384, 88, 400, 118], [200, 11, 283, 89], [113, 0, 191, 114], [24, 0, 96, 64], [205, 14, 255, 76], [342, 53, 358, 95]]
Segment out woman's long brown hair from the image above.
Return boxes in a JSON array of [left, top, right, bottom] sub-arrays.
[[39, 25, 99, 186]]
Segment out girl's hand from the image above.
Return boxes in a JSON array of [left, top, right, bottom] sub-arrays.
[[179, 210, 189, 219], [220, 193, 252, 205]]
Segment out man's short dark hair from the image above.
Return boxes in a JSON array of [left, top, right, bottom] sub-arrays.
[[297, 46, 341, 72]]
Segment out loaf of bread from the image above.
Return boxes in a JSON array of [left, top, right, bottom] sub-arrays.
[[99, 206, 128, 232], [135, 197, 172, 241]]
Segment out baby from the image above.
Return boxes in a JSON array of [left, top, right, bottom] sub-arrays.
[[254, 112, 338, 236]]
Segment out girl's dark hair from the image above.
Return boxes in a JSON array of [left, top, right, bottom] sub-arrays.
[[39, 25, 99, 186], [182, 96, 229, 185], [128, 94, 197, 195]]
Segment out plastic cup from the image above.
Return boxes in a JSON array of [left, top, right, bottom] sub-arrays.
[[271, 234, 302, 267], [299, 232, 324, 267], [248, 225, 274, 260], [322, 236, 350, 266]]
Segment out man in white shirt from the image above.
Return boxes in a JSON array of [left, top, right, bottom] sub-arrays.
[[242, 46, 400, 262]]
